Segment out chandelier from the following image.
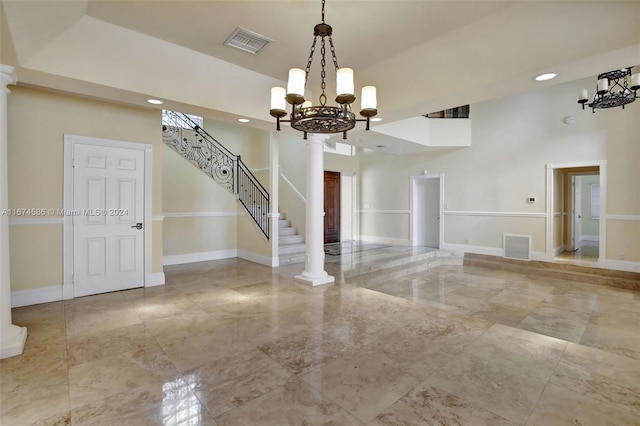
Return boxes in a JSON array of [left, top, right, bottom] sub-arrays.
[[578, 67, 640, 112], [269, 0, 377, 140]]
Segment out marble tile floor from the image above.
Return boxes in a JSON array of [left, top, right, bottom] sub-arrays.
[[1, 252, 639, 425]]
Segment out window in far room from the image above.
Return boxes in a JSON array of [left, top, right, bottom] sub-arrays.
[[162, 110, 203, 128], [324, 141, 355, 156]]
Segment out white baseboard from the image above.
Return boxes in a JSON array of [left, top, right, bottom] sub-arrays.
[[553, 245, 565, 256], [237, 250, 279, 267], [355, 235, 412, 246], [146, 272, 165, 287], [12, 285, 62, 308], [581, 235, 599, 242], [600, 259, 640, 273], [441, 243, 502, 258], [163, 249, 237, 266], [530, 251, 549, 262]]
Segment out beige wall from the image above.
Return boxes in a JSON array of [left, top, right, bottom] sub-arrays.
[[162, 118, 272, 261], [359, 76, 639, 262], [162, 142, 238, 257], [7, 86, 163, 291], [278, 133, 307, 237]]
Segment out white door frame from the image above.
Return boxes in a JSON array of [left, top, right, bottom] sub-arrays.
[[63, 134, 154, 300], [340, 172, 355, 242], [410, 173, 444, 248], [546, 160, 606, 266], [571, 174, 582, 251]]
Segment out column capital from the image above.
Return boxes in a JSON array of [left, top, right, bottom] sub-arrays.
[[0, 65, 17, 88], [307, 133, 331, 145]]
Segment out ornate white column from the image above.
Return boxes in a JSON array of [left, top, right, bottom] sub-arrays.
[[295, 133, 334, 286], [0, 65, 27, 359]]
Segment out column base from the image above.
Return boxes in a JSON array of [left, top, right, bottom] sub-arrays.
[[295, 272, 335, 287], [0, 324, 27, 359]]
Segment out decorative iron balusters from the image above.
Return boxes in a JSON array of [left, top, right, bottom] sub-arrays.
[[162, 110, 236, 192], [237, 161, 270, 239], [162, 110, 270, 239]]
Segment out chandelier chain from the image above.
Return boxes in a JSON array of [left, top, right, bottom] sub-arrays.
[[320, 38, 327, 106], [321, 0, 325, 23], [304, 37, 318, 85], [328, 37, 339, 70]]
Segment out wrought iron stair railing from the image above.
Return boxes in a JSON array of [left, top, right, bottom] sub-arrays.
[[162, 110, 270, 239]]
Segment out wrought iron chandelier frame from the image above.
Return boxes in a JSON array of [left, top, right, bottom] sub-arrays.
[[270, 0, 377, 139], [578, 67, 640, 113]]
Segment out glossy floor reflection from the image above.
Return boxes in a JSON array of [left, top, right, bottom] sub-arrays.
[[2, 249, 639, 425]]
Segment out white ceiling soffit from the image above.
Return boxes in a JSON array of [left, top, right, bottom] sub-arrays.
[[1, 0, 88, 64], [1, 0, 639, 148], [371, 117, 471, 149]]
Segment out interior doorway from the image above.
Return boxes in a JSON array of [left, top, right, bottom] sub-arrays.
[[324, 171, 341, 243], [64, 134, 151, 299], [547, 161, 604, 266], [411, 175, 442, 248], [561, 172, 600, 263]]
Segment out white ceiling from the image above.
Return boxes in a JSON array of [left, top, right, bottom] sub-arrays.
[[1, 0, 639, 154]]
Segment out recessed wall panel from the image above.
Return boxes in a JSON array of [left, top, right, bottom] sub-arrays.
[[117, 157, 137, 171], [117, 236, 135, 272], [87, 178, 106, 225], [86, 155, 107, 168], [117, 179, 135, 223], [86, 237, 106, 276]]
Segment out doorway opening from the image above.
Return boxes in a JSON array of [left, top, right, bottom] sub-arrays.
[[411, 174, 443, 249], [547, 161, 604, 267], [63, 134, 153, 299], [324, 170, 341, 244]]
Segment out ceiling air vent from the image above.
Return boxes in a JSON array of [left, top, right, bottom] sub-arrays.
[[224, 27, 272, 55]]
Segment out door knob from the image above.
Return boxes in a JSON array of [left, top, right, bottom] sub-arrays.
[[131, 223, 143, 230]]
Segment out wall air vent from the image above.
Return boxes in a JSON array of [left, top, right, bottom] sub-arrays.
[[224, 27, 272, 55], [503, 234, 531, 261]]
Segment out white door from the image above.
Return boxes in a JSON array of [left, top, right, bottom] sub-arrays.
[[571, 175, 582, 251], [73, 143, 145, 297], [414, 177, 440, 248]]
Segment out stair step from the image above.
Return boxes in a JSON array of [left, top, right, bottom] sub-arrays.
[[278, 219, 290, 228], [279, 235, 304, 246], [279, 227, 296, 236], [279, 253, 306, 266], [279, 242, 306, 255]]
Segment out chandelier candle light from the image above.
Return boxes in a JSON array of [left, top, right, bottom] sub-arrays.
[[270, 0, 377, 139], [578, 67, 640, 112]]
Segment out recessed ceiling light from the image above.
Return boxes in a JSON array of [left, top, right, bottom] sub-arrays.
[[237, 118, 250, 123], [147, 99, 163, 105], [535, 73, 557, 81], [370, 117, 382, 122]]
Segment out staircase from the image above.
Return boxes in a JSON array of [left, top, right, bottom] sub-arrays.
[[162, 111, 269, 239], [278, 213, 306, 265]]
